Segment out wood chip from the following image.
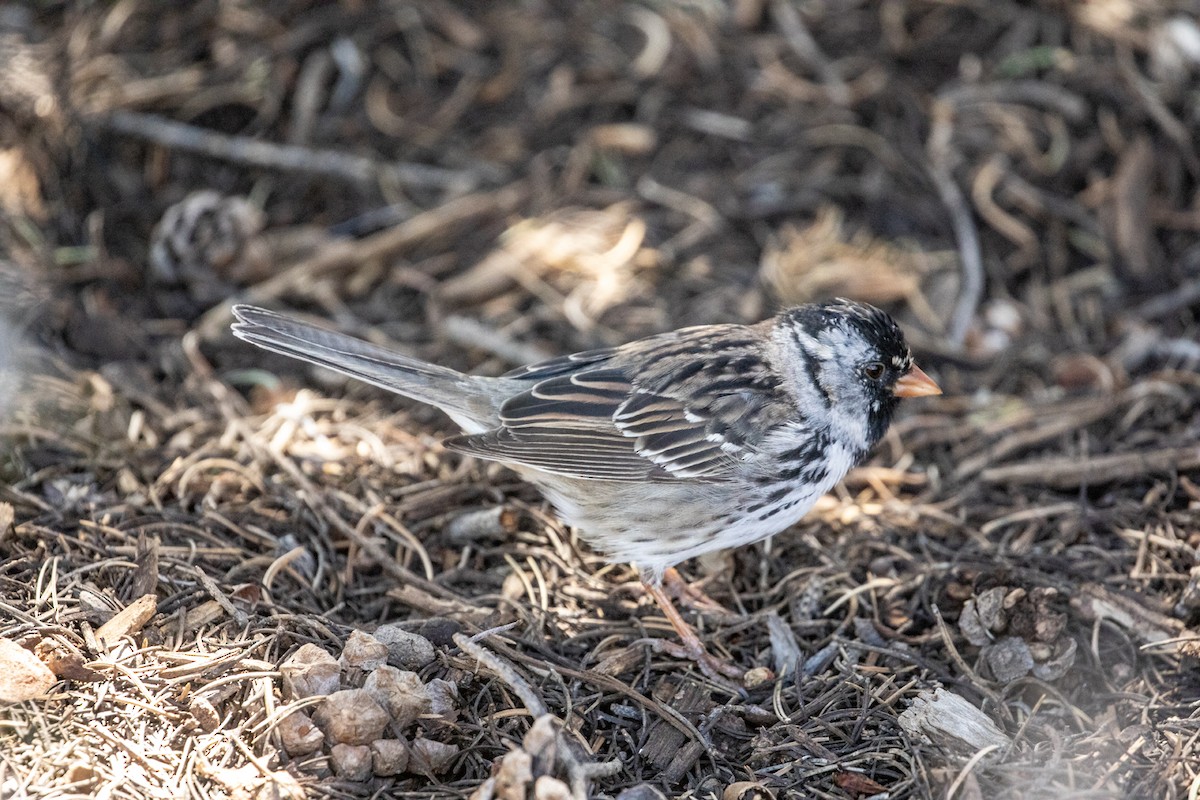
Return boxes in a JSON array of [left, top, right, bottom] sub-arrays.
[[182, 599, 226, 629], [386, 584, 492, 622], [766, 612, 802, 678], [641, 679, 714, 781], [33, 638, 102, 681], [94, 594, 157, 649], [898, 688, 1010, 759], [835, 772, 888, 795], [129, 533, 160, 599]]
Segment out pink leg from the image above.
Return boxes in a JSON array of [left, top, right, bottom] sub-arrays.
[[642, 580, 745, 682]]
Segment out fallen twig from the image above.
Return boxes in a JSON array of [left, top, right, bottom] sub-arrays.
[[980, 445, 1200, 488], [195, 181, 528, 340], [100, 109, 495, 191]]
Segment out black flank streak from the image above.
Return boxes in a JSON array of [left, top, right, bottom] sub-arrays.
[[779, 431, 830, 463], [765, 485, 792, 504], [710, 337, 756, 351]]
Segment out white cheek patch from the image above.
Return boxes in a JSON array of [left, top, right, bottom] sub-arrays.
[[792, 328, 833, 362], [809, 340, 834, 361]]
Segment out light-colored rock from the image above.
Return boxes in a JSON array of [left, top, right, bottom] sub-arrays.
[[0, 638, 55, 702], [425, 677, 459, 722], [533, 776, 572, 800], [313, 689, 389, 745], [493, 748, 532, 800], [373, 624, 436, 670], [330, 743, 372, 781], [277, 710, 324, 756], [280, 643, 341, 699], [340, 630, 388, 672], [364, 665, 430, 728], [409, 737, 458, 775], [370, 738, 410, 776]]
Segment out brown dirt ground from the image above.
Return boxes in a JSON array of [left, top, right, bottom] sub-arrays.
[[2, 1, 1200, 798]]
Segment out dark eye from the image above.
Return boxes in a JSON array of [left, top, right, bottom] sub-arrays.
[[863, 361, 886, 380]]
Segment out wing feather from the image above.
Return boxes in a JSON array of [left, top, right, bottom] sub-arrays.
[[444, 428, 661, 480], [444, 324, 791, 481]]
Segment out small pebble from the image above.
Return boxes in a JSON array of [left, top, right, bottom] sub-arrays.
[[425, 678, 460, 723], [364, 666, 430, 729], [340, 630, 389, 671], [742, 666, 775, 690], [280, 644, 341, 699], [370, 738, 411, 776], [330, 743, 372, 781], [374, 624, 437, 670], [313, 689, 390, 745], [409, 737, 458, 775], [277, 710, 324, 757]]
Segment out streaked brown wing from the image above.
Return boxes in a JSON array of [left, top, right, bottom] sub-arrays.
[[444, 426, 667, 480], [444, 366, 734, 481], [443, 326, 790, 482], [501, 347, 619, 381]]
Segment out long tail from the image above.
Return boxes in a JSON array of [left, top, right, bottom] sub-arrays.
[[231, 305, 499, 433]]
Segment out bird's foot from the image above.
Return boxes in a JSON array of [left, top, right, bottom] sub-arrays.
[[645, 636, 746, 683], [662, 566, 737, 620], [641, 579, 746, 690]]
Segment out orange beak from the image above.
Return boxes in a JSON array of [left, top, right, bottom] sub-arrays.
[[893, 364, 942, 398]]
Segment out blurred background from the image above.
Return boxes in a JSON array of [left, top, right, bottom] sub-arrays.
[[2, 1, 1199, 798]]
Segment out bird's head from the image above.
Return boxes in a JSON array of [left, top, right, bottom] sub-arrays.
[[773, 299, 940, 454]]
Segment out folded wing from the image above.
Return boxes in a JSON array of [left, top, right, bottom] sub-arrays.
[[444, 327, 793, 482]]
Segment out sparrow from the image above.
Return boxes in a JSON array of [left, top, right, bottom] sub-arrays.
[[231, 300, 940, 683]]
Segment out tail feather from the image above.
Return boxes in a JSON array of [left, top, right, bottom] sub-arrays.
[[231, 305, 499, 433]]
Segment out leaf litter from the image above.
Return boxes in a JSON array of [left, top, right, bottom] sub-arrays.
[[2, 2, 1200, 798]]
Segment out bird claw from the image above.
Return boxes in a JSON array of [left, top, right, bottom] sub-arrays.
[[635, 637, 746, 693], [662, 566, 737, 621], [648, 637, 745, 680], [639, 578, 751, 691]]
